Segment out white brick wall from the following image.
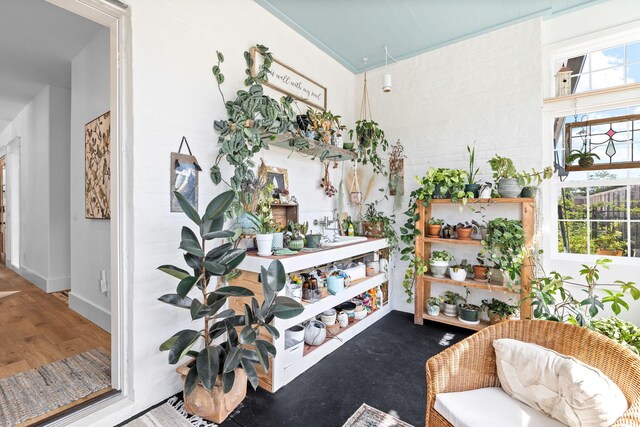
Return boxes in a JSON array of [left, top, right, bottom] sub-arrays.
[[357, 19, 544, 312]]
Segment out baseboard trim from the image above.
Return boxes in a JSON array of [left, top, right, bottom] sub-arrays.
[[7, 265, 71, 293], [47, 275, 71, 292], [19, 266, 48, 291], [69, 292, 111, 332]]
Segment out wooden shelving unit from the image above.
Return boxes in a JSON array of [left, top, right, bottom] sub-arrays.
[[414, 197, 535, 331]]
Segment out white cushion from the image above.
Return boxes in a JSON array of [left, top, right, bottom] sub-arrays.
[[434, 387, 566, 427], [493, 338, 628, 427]]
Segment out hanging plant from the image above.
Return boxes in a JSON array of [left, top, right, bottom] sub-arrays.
[[210, 45, 298, 191], [388, 139, 405, 197], [349, 72, 389, 176]]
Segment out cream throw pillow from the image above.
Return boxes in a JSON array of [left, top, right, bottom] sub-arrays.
[[493, 338, 628, 427]]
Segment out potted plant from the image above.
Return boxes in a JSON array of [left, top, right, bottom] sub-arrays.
[[465, 143, 480, 198], [361, 202, 399, 252], [488, 154, 522, 198], [272, 223, 285, 250], [566, 148, 600, 168], [454, 221, 475, 240], [427, 217, 444, 237], [285, 221, 307, 251], [426, 296, 443, 316], [458, 288, 480, 324], [472, 206, 487, 240], [247, 184, 275, 256], [429, 250, 454, 278], [481, 298, 519, 325], [480, 218, 525, 290], [349, 120, 389, 176], [442, 290, 463, 317], [450, 259, 472, 282], [517, 166, 553, 198], [473, 253, 489, 281], [158, 190, 304, 423], [478, 182, 493, 199], [305, 225, 323, 248], [235, 175, 266, 234]]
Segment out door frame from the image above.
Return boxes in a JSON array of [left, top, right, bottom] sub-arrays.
[[46, 0, 133, 413], [0, 156, 6, 265]]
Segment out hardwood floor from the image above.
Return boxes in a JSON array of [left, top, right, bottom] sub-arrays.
[[0, 266, 111, 378]]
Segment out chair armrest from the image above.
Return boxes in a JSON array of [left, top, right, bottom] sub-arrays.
[[611, 399, 640, 426]]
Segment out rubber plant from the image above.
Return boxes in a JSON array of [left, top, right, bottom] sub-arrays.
[[210, 45, 298, 191], [158, 190, 304, 395], [399, 168, 473, 302]]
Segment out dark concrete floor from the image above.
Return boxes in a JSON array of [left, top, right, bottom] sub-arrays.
[[220, 310, 470, 427]]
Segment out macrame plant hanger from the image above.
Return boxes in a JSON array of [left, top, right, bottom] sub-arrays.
[[359, 58, 373, 123], [350, 162, 362, 205]]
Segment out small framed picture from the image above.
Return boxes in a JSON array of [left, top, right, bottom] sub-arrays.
[[171, 152, 199, 212], [260, 165, 289, 198]]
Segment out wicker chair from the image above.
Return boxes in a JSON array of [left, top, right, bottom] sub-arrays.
[[426, 320, 640, 426]]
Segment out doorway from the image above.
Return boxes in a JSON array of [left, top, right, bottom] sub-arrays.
[[0, 157, 5, 265]]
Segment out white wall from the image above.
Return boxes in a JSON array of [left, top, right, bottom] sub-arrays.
[[0, 85, 72, 292], [358, 19, 545, 313], [119, 0, 356, 418], [69, 28, 111, 331]]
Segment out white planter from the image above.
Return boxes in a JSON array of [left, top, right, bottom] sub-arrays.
[[443, 303, 458, 317], [256, 233, 274, 256], [304, 320, 327, 346], [430, 260, 450, 278], [449, 267, 467, 282], [426, 304, 441, 316]]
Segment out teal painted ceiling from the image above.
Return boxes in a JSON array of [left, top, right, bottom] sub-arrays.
[[255, 0, 606, 72]]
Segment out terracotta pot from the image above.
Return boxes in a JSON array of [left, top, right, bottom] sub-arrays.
[[362, 221, 384, 238], [473, 265, 488, 281], [456, 227, 473, 240], [490, 312, 509, 325], [426, 224, 442, 237], [177, 364, 247, 424]]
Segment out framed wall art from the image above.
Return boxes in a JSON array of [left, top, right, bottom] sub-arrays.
[[171, 152, 199, 212], [259, 161, 289, 197], [85, 111, 111, 219], [250, 47, 327, 111]]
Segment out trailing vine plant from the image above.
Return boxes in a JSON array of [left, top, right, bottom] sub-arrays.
[[399, 168, 474, 302], [210, 44, 298, 191]]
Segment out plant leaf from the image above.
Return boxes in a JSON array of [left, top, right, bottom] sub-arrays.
[[185, 364, 199, 396], [190, 299, 211, 320], [254, 339, 270, 373], [202, 230, 236, 240], [174, 191, 200, 225], [168, 330, 200, 364], [272, 296, 304, 319], [241, 357, 259, 390], [158, 293, 192, 309], [263, 324, 280, 339], [158, 265, 190, 280], [204, 190, 236, 221], [180, 239, 204, 257], [214, 286, 254, 297], [196, 347, 220, 390], [222, 370, 235, 394], [177, 276, 199, 298], [223, 347, 242, 373]]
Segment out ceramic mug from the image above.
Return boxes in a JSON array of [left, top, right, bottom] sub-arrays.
[[337, 311, 349, 328]]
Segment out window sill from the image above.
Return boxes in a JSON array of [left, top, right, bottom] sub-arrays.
[[549, 252, 640, 265]]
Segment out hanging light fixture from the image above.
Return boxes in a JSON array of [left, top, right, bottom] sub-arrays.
[[382, 46, 397, 93]]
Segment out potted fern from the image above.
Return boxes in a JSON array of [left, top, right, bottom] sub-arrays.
[[158, 190, 304, 422]]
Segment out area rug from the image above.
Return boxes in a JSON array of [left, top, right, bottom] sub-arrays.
[[123, 396, 217, 427], [0, 348, 111, 427], [342, 404, 414, 427]]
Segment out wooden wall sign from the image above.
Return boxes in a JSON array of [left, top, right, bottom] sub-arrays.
[[85, 111, 111, 219], [250, 47, 327, 111]]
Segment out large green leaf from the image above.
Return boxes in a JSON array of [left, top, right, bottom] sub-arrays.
[[254, 339, 271, 373], [202, 230, 235, 240], [168, 330, 200, 364], [158, 265, 190, 280], [222, 370, 235, 394], [158, 293, 192, 309], [159, 331, 180, 351], [223, 347, 242, 373], [190, 299, 211, 320], [174, 191, 200, 225], [241, 357, 259, 390], [185, 364, 199, 396], [262, 260, 286, 294], [177, 276, 199, 298], [212, 308, 236, 320], [204, 190, 236, 221], [180, 239, 204, 257], [271, 296, 304, 319], [239, 325, 257, 345], [214, 286, 254, 297], [206, 243, 233, 261], [181, 226, 199, 244], [263, 324, 280, 340], [217, 249, 247, 272], [204, 261, 227, 276], [196, 347, 220, 390]]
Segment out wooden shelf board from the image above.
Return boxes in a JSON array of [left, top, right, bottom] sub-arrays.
[[422, 313, 489, 331], [429, 198, 534, 204], [422, 273, 519, 294], [421, 237, 482, 245], [269, 133, 357, 162]]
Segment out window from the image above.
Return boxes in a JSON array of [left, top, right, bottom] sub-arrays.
[[555, 41, 640, 94]]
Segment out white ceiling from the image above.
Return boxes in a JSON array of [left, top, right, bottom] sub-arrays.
[[0, 0, 104, 133]]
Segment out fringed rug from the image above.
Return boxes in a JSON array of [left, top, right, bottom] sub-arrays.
[[0, 348, 111, 427], [123, 396, 217, 427], [343, 404, 414, 427]]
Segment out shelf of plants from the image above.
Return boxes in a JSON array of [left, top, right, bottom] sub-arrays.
[[269, 133, 357, 162], [280, 304, 391, 386], [277, 273, 387, 330], [413, 198, 535, 331], [423, 273, 519, 294]]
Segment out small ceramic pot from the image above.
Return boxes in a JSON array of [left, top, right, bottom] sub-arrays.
[[285, 325, 305, 343], [430, 260, 450, 278], [443, 303, 458, 317], [473, 265, 488, 281], [288, 239, 304, 251], [479, 184, 493, 199], [426, 304, 441, 316], [465, 183, 480, 198], [256, 233, 273, 257], [320, 309, 337, 326], [304, 320, 327, 346], [459, 305, 480, 323], [497, 178, 523, 198], [272, 232, 284, 250], [337, 311, 349, 328], [426, 224, 442, 237], [521, 186, 537, 198], [456, 227, 473, 240], [354, 310, 367, 321], [305, 234, 322, 248], [488, 268, 507, 286], [449, 267, 467, 282]]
